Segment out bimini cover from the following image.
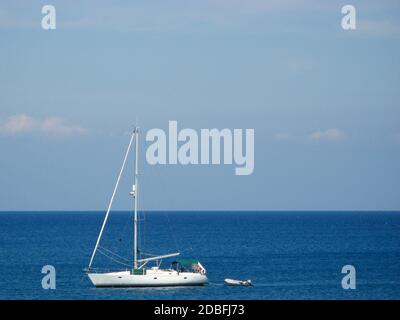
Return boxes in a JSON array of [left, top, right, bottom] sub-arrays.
[[176, 259, 199, 266]]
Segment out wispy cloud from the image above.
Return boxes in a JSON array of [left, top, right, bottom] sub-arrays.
[[0, 0, 335, 31], [0, 114, 87, 137], [309, 128, 345, 141], [0, 114, 36, 134], [273, 128, 345, 142]]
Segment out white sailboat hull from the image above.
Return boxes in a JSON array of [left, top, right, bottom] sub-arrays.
[[88, 270, 208, 287]]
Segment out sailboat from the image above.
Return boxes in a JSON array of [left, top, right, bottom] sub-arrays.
[[86, 128, 208, 287]]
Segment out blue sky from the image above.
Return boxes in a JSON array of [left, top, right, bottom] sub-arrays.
[[0, 0, 399, 211]]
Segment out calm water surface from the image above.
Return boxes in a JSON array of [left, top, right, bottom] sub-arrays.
[[0, 211, 399, 299]]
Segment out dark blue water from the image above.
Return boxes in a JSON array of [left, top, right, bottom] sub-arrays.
[[0, 211, 399, 299]]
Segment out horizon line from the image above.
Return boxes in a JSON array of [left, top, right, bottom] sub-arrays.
[[0, 209, 399, 213]]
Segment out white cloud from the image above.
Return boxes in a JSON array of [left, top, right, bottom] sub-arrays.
[[309, 128, 344, 141], [0, 114, 36, 134], [273, 128, 345, 142], [40, 117, 86, 136], [0, 114, 87, 137]]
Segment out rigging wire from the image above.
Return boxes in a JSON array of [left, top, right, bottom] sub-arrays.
[[97, 247, 132, 268], [97, 245, 132, 264], [141, 188, 147, 262], [102, 211, 132, 271], [88, 131, 135, 269]]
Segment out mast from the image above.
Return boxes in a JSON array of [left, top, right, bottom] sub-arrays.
[[133, 127, 139, 269]]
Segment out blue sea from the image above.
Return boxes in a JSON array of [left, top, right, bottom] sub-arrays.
[[0, 211, 399, 300]]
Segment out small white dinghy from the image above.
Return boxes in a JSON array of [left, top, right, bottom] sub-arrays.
[[224, 278, 252, 286]]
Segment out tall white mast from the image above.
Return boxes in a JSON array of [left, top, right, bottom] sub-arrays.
[[133, 127, 139, 269]]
